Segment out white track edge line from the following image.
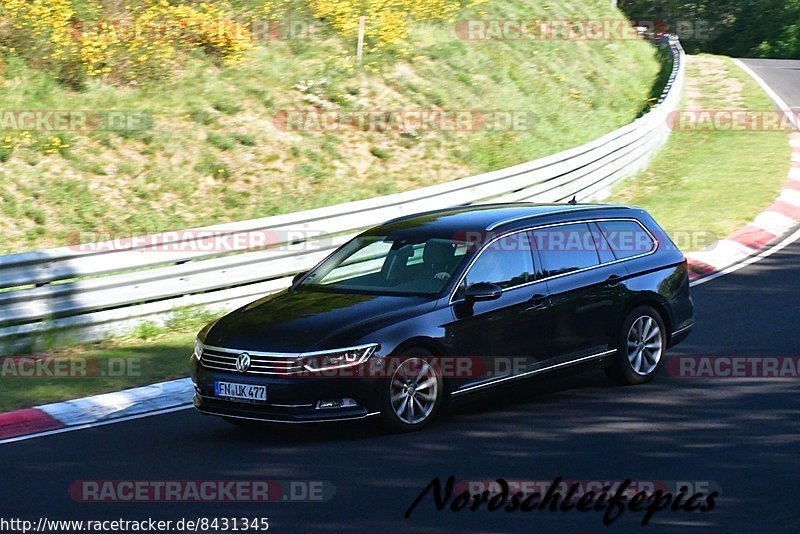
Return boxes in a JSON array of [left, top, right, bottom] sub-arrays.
[[690, 60, 800, 286], [691, 224, 800, 287], [731, 58, 799, 132]]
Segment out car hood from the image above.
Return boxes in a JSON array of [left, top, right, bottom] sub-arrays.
[[202, 287, 436, 353]]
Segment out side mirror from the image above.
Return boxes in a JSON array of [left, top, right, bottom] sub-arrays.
[[464, 282, 503, 302], [292, 271, 308, 285]]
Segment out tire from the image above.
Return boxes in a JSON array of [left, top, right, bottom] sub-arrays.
[[606, 305, 667, 385], [379, 348, 445, 433]]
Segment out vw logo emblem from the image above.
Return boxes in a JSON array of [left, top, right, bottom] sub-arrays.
[[235, 352, 251, 373]]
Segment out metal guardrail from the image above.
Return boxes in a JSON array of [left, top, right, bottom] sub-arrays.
[[0, 39, 685, 354]]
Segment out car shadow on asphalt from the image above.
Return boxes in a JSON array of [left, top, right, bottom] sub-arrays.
[[215, 363, 617, 444]]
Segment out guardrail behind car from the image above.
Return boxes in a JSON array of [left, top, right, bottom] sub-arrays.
[[0, 38, 685, 354]]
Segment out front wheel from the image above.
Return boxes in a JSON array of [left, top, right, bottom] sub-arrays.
[[606, 306, 666, 385], [380, 351, 444, 433]]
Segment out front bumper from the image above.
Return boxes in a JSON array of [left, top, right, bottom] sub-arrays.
[[190, 354, 383, 423]]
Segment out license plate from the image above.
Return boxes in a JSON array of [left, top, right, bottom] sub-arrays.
[[214, 381, 267, 403]]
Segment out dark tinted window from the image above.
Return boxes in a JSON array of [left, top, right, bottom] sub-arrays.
[[464, 233, 535, 289], [590, 223, 617, 264], [300, 236, 468, 295], [597, 220, 656, 260], [531, 223, 601, 277]]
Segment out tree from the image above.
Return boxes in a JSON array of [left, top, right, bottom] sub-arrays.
[[617, 0, 799, 58]]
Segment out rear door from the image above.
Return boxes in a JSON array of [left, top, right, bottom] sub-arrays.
[[530, 222, 627, 362]]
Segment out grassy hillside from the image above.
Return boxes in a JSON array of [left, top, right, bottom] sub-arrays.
[[0, 0, 664, 253]]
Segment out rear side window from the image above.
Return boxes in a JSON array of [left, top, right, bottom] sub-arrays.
[[596, 220, 656, 260], [531, 223, 601, 277], [464, 233, 535, 289]]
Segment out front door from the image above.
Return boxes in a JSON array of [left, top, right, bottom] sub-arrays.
[[445, 232, 554, 389]]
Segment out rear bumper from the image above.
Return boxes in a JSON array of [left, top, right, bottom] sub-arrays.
[[190, 354, 383, 423], [669, 322, 693, 348]]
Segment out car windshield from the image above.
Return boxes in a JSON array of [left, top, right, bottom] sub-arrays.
[[298, 235, 470, 296]]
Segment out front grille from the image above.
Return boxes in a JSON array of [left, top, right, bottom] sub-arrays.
[[200, 345, 304, 376]]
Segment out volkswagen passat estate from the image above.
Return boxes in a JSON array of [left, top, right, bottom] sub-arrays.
[[190, 204, 693, 432]]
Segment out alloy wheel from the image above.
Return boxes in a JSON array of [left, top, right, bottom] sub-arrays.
[[389, 358, 439, 425], [626, 316, 663, 376]]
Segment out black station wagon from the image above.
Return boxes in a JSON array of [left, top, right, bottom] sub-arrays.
[[190, 203, 694, 432]]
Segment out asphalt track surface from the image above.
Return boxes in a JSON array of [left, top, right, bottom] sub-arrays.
[[1, 61, 799, 533], [740, 59, 800, 109]]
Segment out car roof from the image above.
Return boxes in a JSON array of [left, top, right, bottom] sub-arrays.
[[371, 203, 633, 237]]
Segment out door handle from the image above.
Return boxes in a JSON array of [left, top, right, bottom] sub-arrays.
[[526, 294, 548, 311], [605, 274, 622, 287]]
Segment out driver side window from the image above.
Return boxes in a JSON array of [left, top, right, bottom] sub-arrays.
[[463, 233, 535, 290]]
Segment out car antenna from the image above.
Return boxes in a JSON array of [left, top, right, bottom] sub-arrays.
[[568, 196, 577, 205]]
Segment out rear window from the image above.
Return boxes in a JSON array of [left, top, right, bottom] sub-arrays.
[[596, 220, 656, 260], [531, 223, 601, 277]]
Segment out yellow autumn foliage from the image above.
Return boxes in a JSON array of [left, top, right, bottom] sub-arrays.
[[80, 1, 254, 81], [0, 0, 487, 85], [308, 0, 487, 49], [0, 0, 253, 84]]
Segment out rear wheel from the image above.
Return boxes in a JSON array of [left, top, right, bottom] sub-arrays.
[[606, 306, 666, 385], [380, 349, 444, 433]]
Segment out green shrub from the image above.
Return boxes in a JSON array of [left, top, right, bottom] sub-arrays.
[[212, 99, 243, 115], [369, 146, 390, 159], [207, 132, 236, 151], [233, 133, 257, 146], [189, 109, 216, 126], [195, 152, 231, 179]]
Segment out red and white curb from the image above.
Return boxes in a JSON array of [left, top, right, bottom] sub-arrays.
[[0, 378, 193, 444], [686, 133, 800, 280]]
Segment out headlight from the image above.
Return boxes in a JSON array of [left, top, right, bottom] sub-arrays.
[[194, 338, 204, 361], [301, 344, 378, 372]]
